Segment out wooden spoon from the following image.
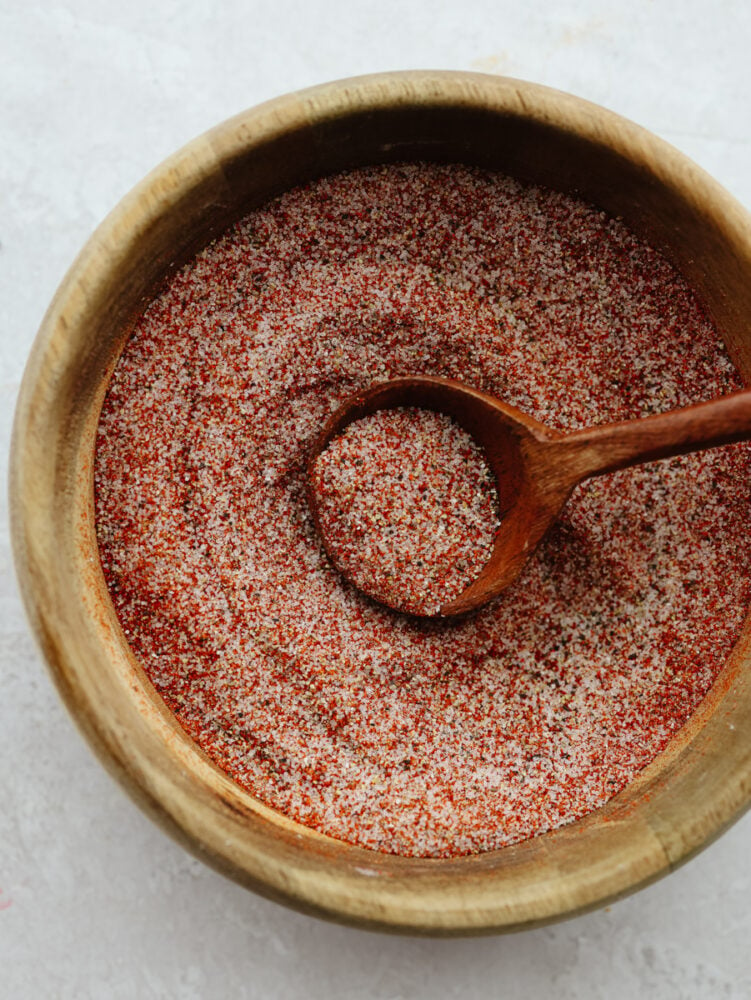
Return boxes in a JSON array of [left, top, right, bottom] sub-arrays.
[[307, 375, 751, 617]]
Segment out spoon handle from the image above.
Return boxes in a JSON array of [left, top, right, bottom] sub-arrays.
[[555, 388, 751, 482]]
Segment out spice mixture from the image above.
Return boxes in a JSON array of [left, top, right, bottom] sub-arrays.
[[310, 407, 501, 615], [95, 163, 751, 857]]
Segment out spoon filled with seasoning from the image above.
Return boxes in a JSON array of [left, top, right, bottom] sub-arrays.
[[307, 375, 751, 617]]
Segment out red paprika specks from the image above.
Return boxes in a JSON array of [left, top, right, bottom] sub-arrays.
[[310, 407, 501, 616], [94, 162, 751, 858]]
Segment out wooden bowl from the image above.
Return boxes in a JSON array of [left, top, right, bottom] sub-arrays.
[[11, 71, 751, 935]]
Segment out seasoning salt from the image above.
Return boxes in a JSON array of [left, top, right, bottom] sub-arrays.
[[310, 407, 501, 615], [94, 163, 751, 858]]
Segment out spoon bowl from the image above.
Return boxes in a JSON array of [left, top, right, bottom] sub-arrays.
[[307, 375, 751, 616]]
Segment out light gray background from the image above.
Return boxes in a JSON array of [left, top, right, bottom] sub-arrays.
[[3, 2, 751, 997]]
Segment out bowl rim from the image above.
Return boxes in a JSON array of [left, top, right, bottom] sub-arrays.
[[10, 69, 751, 935]]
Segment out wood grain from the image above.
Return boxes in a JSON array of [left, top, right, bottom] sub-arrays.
[[10, 71, 751, 935]]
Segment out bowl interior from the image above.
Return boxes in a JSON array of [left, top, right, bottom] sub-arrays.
[[11, 71, 751, 934]]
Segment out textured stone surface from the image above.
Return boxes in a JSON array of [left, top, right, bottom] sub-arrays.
[[2, 1, 751, 996]]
